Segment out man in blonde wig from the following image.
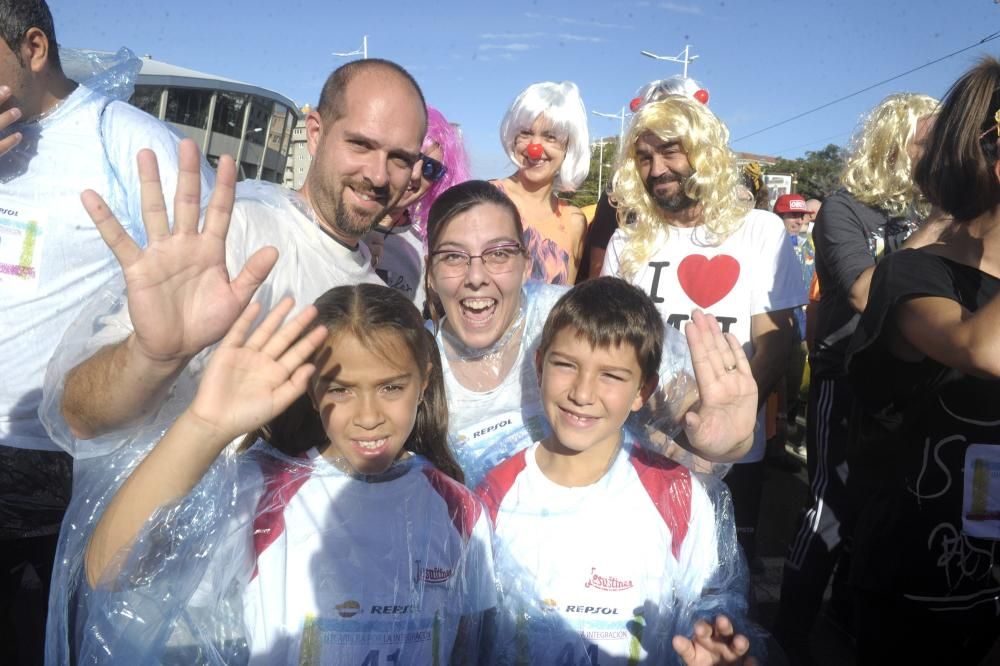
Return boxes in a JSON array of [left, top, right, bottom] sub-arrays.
[[601, 96, 806, 567], [773, 92, 943, 664]]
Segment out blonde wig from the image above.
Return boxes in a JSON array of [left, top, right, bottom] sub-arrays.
[[499, 81, 590, 191], [841, 93, 939, 217], [610, 96, 750, 279]]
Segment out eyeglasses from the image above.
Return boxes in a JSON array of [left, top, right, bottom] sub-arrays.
[[429, 243, 524, 277], [420, 153, 448, 182]]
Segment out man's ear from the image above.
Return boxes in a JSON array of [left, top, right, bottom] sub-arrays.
[[21, 27, 49, 74], [632, 375, 659, 412], [305, 110, 324, 157]]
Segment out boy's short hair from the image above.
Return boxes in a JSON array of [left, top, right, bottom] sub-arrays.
[[539, 277, 664, 384]]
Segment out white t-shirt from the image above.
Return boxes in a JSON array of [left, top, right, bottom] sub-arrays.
[[433, 281, 567, 488], [602, 210, 807, 462], [477, 441, 719, 664], [40, 181, 383, 458], [243, 451, 497, 665], [0, 85, 212, 452], [374, 222, 427, 313]]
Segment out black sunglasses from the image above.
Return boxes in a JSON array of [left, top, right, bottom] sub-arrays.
[[420, 153, 448, 182]]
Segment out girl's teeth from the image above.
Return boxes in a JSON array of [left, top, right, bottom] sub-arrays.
[[356, 438, 386, 450]]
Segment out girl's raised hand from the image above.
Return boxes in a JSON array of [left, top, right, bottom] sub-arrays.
[[187, 297, 328, 442]]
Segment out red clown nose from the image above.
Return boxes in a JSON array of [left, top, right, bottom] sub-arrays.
[[694, 89, 709, 104], [629, 97, 643, 112], [526, 143, 544, 160]]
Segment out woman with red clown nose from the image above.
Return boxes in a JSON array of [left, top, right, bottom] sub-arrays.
[[492, 81, 590, 285]]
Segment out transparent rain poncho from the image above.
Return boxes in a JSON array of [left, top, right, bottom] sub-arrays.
[[39, 180, 381, 461], [50, 441, 497, 665], [432, 281, 704, 488], [476, 433, 763, 665]]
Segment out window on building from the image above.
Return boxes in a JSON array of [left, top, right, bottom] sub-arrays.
[[164, 88, 212, 128], [212, 92, 248, 138], [130, 85, 163, 117]]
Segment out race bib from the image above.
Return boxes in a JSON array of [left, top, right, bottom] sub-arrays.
[[0, 201, 46, 292], [963, 443, 1000, 540]]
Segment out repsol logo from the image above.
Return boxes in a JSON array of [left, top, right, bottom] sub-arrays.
[[565, 605, 620, 615], [472, 419, 512, 439], [370, 604, 419, 615], [0, 208, 18, 217]]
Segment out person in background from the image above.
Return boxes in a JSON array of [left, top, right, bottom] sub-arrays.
[[493, 81, 590, 285], [601, 95, 805, 574], [579, 75, 710, 282], [367, 105, 471, 313], [845, 57, 1000, 665], [772, 91, 942, 665], [0, 3, 213, 662]]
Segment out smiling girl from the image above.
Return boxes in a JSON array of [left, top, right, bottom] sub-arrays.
[[80, 285, 496, 664]]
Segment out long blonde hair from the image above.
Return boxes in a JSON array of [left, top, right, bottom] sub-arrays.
[[610, 96, 750, 279], [841, 93, 939, 217]]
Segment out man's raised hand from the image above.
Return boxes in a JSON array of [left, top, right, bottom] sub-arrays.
[[81, 138, 278, 367]]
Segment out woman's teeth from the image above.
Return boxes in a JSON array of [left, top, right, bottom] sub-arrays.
[[462, 298, 495, 312]]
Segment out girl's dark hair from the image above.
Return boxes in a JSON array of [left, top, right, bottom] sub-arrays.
[[423, 179, 526, 325], [246, 284, 463, 484], [914, 57, 1000, 221]]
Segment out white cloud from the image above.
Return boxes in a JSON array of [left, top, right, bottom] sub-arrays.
[[523, 12, 634, 30], [479, 43, 535, 52], [479, 32, 546, 40], [657, 2, 702, 14]]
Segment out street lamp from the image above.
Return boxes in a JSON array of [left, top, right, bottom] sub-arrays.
[[592, 107, 629, 145], [640, 43, 699, 78], [591, 139, 613, 195], [333, 35, 368, 60]]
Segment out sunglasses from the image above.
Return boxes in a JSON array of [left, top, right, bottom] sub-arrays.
[[420, 153, 448, 182]]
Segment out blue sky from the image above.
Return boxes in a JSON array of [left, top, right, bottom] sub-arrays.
[[55, 0, 1000, 179]]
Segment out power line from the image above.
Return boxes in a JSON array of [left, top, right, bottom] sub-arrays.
[[733, 29, 1000, 143]]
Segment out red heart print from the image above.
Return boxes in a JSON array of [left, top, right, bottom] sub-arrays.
[[676, 254, 740, 309]]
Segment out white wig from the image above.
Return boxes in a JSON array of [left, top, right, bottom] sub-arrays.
[[499, 80, 590, 191], [632, 75, 706, 109]]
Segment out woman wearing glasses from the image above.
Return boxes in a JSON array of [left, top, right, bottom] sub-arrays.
[[367, 105, 470, 313], [423, 180, 749, 488], [491, 81, 590, 285]]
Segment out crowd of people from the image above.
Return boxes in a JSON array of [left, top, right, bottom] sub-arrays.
[[2, 1, 999, 665]]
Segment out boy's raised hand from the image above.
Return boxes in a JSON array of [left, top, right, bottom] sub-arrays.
[[81, 139, 279, 367], [186, 298, 328, 443], [683, 310, 757, 460], [673, 615, 757, 666]]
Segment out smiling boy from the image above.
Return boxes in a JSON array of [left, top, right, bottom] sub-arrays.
[[477, 277, 757, 665]]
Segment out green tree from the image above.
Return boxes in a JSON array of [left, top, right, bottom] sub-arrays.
[[563, 137, 620, 208], [768, 143, 845, 200]]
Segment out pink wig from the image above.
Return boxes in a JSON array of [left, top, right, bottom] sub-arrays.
[[409, 105, 472, 238]]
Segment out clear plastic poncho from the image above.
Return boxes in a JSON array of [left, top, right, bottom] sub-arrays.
[[476, 433, 763, 665], [51, 441, 497, 665], [433, 281, 703, 488], [39, 180, 380, 460]]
